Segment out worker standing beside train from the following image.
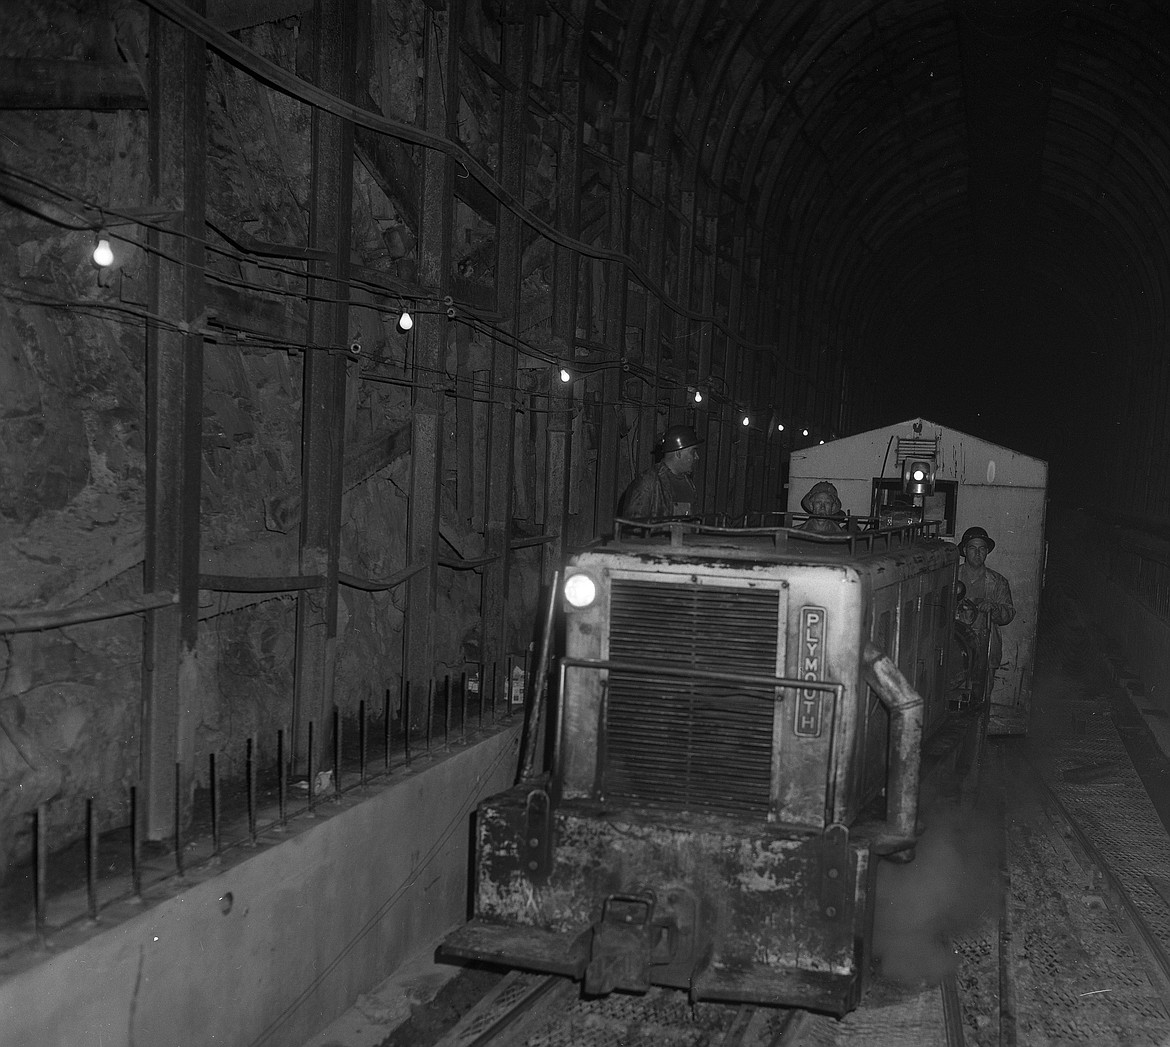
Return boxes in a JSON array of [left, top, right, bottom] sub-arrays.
[[957, 525, 1015, 690], [619, 424, 701, 519]]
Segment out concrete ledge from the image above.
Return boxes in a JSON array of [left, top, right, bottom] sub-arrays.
[[0, 725, 521, 1047]]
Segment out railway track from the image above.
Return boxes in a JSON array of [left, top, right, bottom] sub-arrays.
[[987, 727, 1170, 1046], [421, 705, 1170, 1047], [431, 970, 811, 1047]]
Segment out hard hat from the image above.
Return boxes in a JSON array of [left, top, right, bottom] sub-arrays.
[[959, 526, 995, 553], [659, 425, 702, 453], [801, 480, 841, 514]]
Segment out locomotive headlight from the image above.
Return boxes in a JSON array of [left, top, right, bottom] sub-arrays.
[[563, 571, 598, 609], [902, 458, 936, 497]]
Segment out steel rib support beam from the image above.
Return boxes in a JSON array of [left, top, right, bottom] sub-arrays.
[[481, 0, 527, 695], [546, 14, 584, 569], [291, 0, 356, 767], [142, 0, 206, 838], [405, 2, 457, 708]]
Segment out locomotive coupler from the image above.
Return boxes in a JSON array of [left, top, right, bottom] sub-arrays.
[[585, 888, 703, 995], [585, 891, 656, 995]]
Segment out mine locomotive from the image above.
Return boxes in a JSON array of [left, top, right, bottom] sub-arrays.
[[441, 508, 984, 1016]]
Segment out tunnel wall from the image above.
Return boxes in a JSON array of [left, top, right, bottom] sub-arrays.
[[1050, 508, 1170, 714], [0, 724, 521, 1047]]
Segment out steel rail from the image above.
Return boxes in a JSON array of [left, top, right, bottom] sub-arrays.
[[432, 972, 576, 1047], [1029, 757, 1170, 1005]]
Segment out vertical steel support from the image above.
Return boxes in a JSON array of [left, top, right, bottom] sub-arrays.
[[676, 186, 699, 477], [598, 154, 631, 531], [547, 20, 583, 569], [634, 155, 667, 491], [727, 228, 749, 514], [142, 3, 205, 838], [481, 4, 527, 685], [292, 0, 356, 765], [695, 207, 719, 513], [405, 3, 456, 704]]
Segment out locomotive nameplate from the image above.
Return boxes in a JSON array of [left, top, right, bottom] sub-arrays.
[[794, 606, 827, 738]]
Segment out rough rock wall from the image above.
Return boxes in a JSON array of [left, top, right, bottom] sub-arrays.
[[0, 0, 548, 873]]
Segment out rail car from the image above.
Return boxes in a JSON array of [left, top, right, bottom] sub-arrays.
[[441, 513, 986, 1016]]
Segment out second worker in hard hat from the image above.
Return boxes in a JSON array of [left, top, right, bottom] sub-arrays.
[[957, 525, 1015, 691], [619, 424, 701, 519]]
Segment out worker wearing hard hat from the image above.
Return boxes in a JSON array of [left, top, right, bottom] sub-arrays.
[[957, 525, 1015, 687], [618, 424, 701, 519], [798, 480, 846, 534]]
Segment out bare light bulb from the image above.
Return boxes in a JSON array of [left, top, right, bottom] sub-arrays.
[[777, 423, 785, 432], [802, 428, 809, 437], [92, 238, 114, 268], [558, 366, 572, 383], [397, 310, 413, 332], [693, 389, 703, 404], [741, 415, 750, 427]]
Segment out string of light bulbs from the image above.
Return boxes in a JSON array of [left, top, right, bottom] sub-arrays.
[[0, 169, 832, 442], [2, 162, 820, 430]]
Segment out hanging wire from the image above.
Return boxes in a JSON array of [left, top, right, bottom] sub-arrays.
[[0, 165, 813, 425]]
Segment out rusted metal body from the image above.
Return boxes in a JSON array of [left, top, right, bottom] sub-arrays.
[[443, 517, 969, 1016]]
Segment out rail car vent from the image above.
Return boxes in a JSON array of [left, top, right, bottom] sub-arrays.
[[603, 580, 780, 815]]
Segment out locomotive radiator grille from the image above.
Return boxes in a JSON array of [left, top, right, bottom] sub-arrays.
[[603, 580, 781, 815]]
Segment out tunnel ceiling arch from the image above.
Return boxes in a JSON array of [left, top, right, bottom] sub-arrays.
[[571, 0, 1170, 474]]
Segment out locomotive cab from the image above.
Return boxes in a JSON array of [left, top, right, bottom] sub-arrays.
[[441, 517, 967, 1016]]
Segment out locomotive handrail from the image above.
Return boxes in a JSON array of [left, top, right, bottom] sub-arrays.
[[612, 513, 944, 551], [554, 655, 845, 694]]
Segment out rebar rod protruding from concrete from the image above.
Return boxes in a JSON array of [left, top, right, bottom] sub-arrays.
[[131, 785, 142, 897], [246, 738, 257, 845], [34, 804, 47, 943], [278, 728, 288, 829], [86, 798, 99, 921]]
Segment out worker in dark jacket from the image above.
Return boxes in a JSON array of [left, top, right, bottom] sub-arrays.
[[956, 525, 1015, 686], [619, 425, 701, 519]]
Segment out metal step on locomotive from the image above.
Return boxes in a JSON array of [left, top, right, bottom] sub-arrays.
[[441, 472, 994, 1016]]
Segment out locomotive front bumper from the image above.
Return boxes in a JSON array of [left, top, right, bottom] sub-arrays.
[[440, 787, 876, 1016]]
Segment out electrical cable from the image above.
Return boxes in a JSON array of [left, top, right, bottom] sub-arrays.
[[1, 160, 810, 414], [0, 178, 816, 430], [118, 0, 809, 361], [0, 163, 475, 319], [4, 273, 765, 417], [0, 280, 803, 424]]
